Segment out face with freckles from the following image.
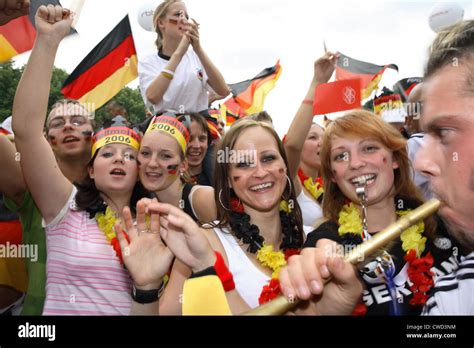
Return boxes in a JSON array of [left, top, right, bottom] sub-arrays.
[[330, 136, 399, 205], [301, 124, 324, 170], [138, 131, 187, 192], [228, 127, 287, 213]]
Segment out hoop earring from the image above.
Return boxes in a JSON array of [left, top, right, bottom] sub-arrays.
[[283, 175, 292, 201], [218, 189, 237, 211]]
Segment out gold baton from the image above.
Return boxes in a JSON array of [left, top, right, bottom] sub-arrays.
[[244, 199, 441, 315]]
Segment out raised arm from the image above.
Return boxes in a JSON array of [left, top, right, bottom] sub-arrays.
[[187, 19, 230, 97], [284, 52, 338, 185], [0, 0, 30, 26], [144, 36, 190, 106], [12, 5, 73, 223], [0, 135, 25, 206]]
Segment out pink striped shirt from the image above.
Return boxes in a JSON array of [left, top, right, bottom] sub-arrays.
[[43, 189, 132, 315]]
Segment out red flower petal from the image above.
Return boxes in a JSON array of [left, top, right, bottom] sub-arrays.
[[230, 197, 245, 214], [352, 302, 367, 316], [284, 249, 300, 260], [259, 279, 281, 305]]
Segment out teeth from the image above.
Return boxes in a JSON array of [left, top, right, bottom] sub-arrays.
[[351, 174, 375, 185], [250, 183, 273, 191], [111, 169, 125, 175], [147, 173, 161, 177]]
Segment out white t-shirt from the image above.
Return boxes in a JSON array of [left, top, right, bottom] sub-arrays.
[[138, 48, 213, 113], [296, 191, 323, 228]]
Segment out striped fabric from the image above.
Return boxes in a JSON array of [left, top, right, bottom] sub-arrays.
[[423, 252, 474, 315], [43, 198, 132, 316]]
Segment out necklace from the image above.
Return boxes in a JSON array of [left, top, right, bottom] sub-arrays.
[[95, 207, 129, 265], [228, 201, 301, 304], [297, 168, 324, 201], [338, 200, 434, 314]]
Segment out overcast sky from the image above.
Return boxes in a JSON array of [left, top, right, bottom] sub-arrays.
[[13, 0, 473, 136]]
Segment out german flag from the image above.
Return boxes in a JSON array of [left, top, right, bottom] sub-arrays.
[[336, 53, 398, 100], [227, 61, 282, 115], [0, 16, 35, 63], [0, 0, 72, 63], [61, 15, 137, 111], [393, 77, 422, 102]]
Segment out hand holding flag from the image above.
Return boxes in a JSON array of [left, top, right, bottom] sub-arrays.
[[313, 50, 339, 85]]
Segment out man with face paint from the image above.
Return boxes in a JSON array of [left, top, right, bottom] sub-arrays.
[[1, 85, 93, 316]]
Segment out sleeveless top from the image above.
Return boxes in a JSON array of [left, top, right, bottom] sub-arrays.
[[212, 227, 269, 309], [296, 191, 323, 227]]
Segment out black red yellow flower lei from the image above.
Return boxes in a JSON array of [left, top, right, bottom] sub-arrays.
[[228, 198, 301, 304], [297, 168, 324, 201], [338, 202, 434, 314], [96, 207, 130, 265]]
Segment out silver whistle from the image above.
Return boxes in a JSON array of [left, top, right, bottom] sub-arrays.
[[355, 179, 369, 240]]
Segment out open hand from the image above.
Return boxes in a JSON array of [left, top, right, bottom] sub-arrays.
[[146, 201, 216, 273], [114, 200, 174, 288]]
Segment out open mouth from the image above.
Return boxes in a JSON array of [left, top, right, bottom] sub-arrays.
[[110, 168, 126, 176], [62, 135, 80, 144], [146, 172, 163, 179], [249, 182, 274, 192], [350, 174, 376, 186], [188, 151, 202, 158]]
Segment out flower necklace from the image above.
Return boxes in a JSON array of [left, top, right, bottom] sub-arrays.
[[338, 201, 434, 314], [95, 207, 130, 265], [297, 168, 324, 202], [228, 198, 301, 304]]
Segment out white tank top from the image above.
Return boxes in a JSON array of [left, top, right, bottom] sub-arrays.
[[212, 227, 270, 309], [297, 191, 323, 227]]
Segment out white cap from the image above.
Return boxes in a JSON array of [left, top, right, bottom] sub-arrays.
[[381, 107, 407, 124]]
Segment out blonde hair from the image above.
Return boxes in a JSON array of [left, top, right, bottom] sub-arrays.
[[152, 0, 182, 50], [426, 20, 474, 94]]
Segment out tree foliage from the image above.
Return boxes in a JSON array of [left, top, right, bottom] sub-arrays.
[[0, 62, 146, 127]]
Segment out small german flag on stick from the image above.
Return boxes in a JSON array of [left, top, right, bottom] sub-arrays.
[[61, 15, 138, 112]]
